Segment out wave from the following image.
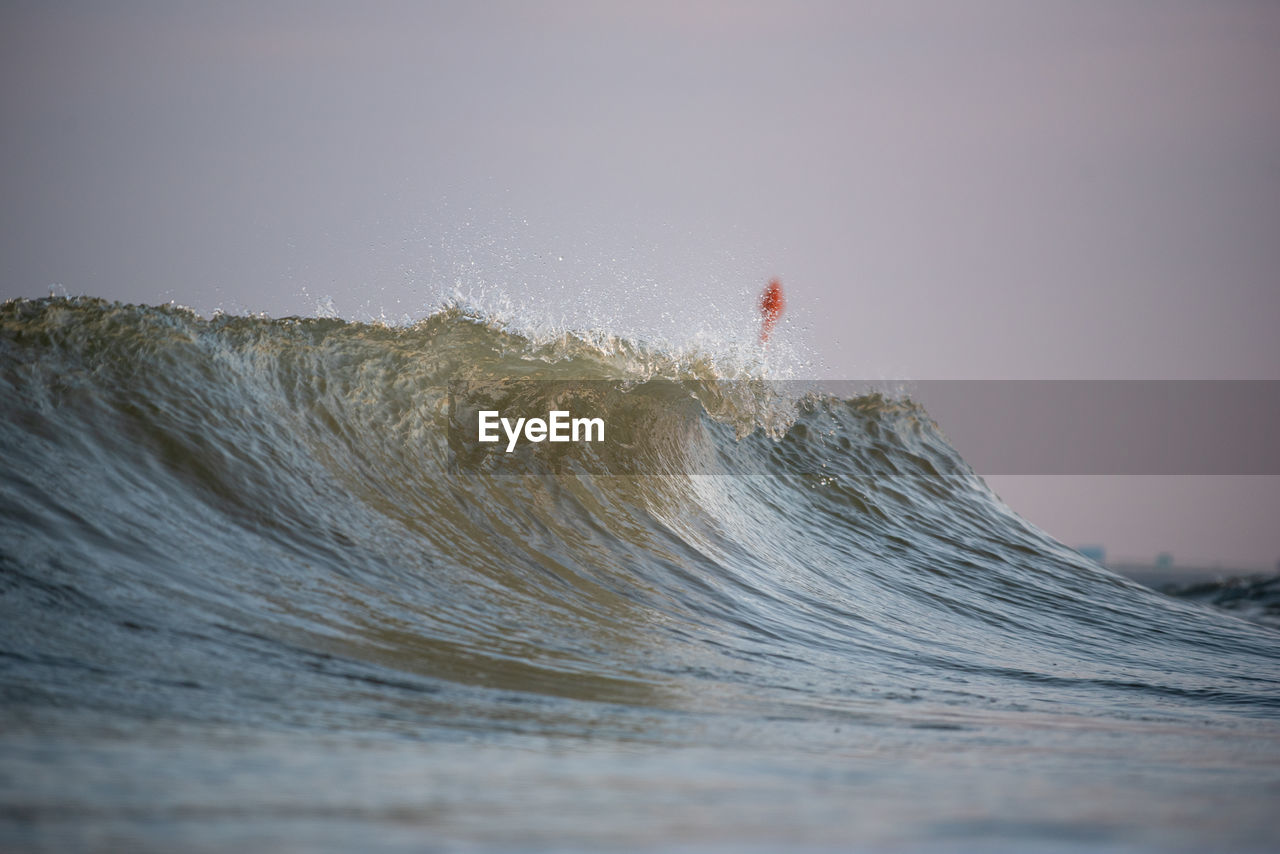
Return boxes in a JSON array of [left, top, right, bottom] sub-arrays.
[[1165, 574, 1280, 630], [1, 296, 1277, 741]]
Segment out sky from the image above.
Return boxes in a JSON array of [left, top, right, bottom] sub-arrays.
[[2, 1, 1278, 567]]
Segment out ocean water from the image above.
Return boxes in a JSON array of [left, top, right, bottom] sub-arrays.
[[1, 297, 1277, 853]]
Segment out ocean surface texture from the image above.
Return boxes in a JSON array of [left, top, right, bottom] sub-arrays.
[[2, 297, 1278, 853]]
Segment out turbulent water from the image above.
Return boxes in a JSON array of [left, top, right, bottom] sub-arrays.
[[2, 297, 1278, 853]]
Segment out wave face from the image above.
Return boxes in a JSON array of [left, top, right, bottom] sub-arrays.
[[3, 297, 1279, 852]]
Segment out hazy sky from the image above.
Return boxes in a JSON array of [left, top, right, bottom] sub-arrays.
[[3, 1, 1278, 565]]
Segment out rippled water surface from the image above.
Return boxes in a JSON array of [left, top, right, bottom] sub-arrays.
[[2, 298, 1278, 852]]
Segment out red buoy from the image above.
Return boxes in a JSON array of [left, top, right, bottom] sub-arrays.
[[759, 278, 785, 344]]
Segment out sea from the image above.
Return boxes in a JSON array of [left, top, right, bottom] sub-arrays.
[[2, 296, 1278, 853]]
